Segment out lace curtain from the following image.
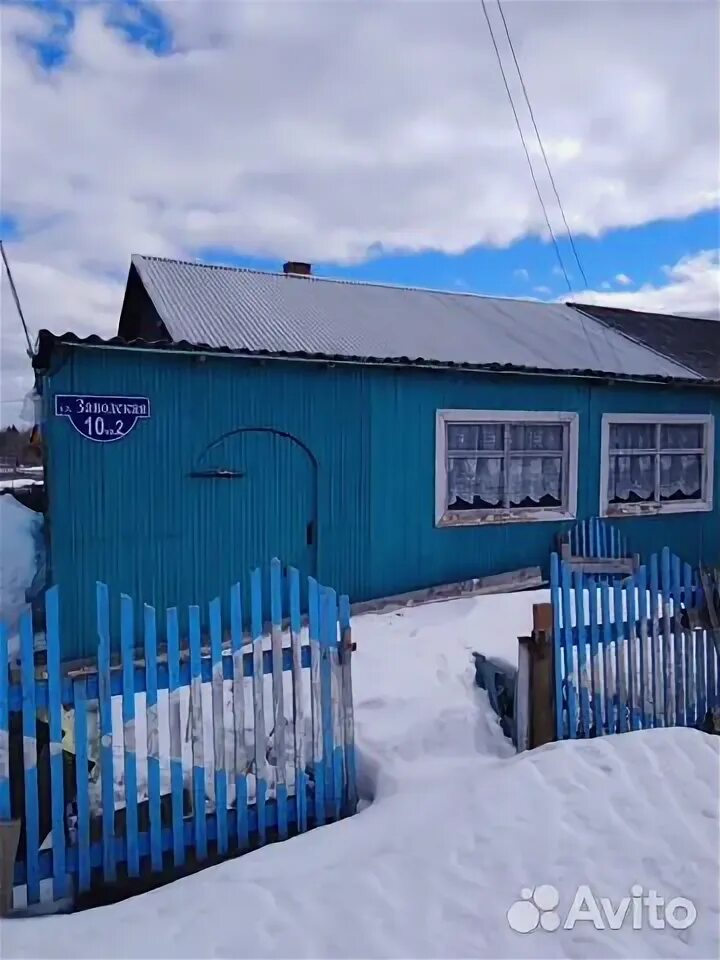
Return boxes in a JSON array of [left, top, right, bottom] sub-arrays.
[[447, 422, 564, 509], [607, 422, 704, 504]]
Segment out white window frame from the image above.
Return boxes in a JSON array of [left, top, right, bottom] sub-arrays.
[[600, 413, 715, 518], [435, 409, 579, 527]]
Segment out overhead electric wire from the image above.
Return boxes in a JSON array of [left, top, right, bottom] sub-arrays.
[[0, 239, 33, 354], [480, 0, 573, 296], [481, 0, 612, 371], [495, 0, 590, 289]]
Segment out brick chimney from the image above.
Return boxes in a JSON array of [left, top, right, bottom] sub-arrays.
[[283, 261, 312, 277]]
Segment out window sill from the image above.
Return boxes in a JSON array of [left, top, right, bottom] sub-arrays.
[[603, 500, 714, 519], [436, 507, 576, 528]]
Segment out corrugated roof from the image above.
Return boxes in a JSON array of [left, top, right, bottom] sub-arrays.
[[130, 254, 697, 380], [571, 303, 720, 380], [33, 329, 719, 388]]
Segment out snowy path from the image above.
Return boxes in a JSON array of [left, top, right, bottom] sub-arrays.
[[2, 591, 719, 959]]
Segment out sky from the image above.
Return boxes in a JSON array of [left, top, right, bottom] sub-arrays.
[[1, 0, 719, 425]]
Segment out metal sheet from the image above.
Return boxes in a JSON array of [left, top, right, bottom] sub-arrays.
[[132, 255, 696, 379]]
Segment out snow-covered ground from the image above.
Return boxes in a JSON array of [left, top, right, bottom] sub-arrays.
[[0, 493, 42, 642], [2, 590, 718, 959]]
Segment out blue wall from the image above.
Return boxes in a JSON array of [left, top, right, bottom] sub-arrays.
[[40, 345, 720, 658]]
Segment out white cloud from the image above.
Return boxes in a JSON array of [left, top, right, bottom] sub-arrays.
[[571, 250, 720, 320], [533, 285, 552, 295], [1, 0, 719, 420], [601, 281, 612, 290], [513, 268, 529, 281], [615, 273, 633, 286]]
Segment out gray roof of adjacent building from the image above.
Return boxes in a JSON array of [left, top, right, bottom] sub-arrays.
[[125, 254, 699, 381]]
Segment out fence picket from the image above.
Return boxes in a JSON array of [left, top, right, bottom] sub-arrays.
[[326, 588, 344, 823], [696, 627, 707, 725], [695, 630, 707, 723], [338, 593, 357, 816], [588, 580, 602, 735], [230, 584, 248, 851], [671, 555, 685, 727], [319, 589, 336, 815], [550, 554, 564, 741], [120, 595, 140, 878], [600, 580, 614, 734], [683, 564, 696, 727], [96, 582, 116, 884], [572, 572, 590, 737], [633, 566, 652, 730], [0, 622, 9, 823], [613, 580, 628, 733], [308, 577, 325, 825], [73, 676, 91, 894], [144, 604, 162, 873], [45, 586, 67, 900], [626, 577, 639, 730], [20, 609, 40, 904], [166, 607, 185, 867], [250, 569, 267, 845], [649, 554, 662, 726], [559, 561, 576, 738], [188, 605, 207, 860], [288, 567, 307, 832], [209, 597, 228, 856], [660, 549, 675, 726], [556, 553, 566, 750], [269, 560, 288, 841]]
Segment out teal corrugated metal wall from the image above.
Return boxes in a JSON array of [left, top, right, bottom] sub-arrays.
[[41, 346, 720, 659]]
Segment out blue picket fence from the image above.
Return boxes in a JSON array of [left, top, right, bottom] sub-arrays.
[[561, 516, 631, 561], [550, 548, 719, 739], [0, 559, 357, 909]]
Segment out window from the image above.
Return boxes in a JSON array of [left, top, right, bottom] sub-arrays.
[[600, 414, 714, 517], [435, 410, 579, 526]]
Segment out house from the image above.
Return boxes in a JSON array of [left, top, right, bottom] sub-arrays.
[[32, 256, 720, 659]]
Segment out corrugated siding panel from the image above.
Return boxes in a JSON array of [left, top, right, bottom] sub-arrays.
[[43, 345, 720, 660], [132, 255, 696, 380], [44, 349, 372, 658]]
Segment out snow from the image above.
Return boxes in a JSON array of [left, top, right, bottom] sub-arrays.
[[0, 477, 43, 490], [2, 590, 719, 959], [0, 494, 41, 645]]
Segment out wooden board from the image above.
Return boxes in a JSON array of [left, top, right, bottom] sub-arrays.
[[350, 566, 543, 616]]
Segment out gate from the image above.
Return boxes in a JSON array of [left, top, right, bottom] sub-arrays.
[[0, 559, 356, 910], [550, 547, 719, 740]]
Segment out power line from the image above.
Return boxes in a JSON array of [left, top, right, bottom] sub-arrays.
[[0, 239, 33, 354], [495, 0, 590, 289], [480, 0, 573, 295]]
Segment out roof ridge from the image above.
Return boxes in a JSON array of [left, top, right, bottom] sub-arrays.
[[131, 252, 547, 306]]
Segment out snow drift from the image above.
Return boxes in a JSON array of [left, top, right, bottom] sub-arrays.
[[1, 591, 718, 959]]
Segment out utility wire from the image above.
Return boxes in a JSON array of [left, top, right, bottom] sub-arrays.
[[480, 0, 573, 295], [0, 239, 33, 354], [495, 0, 589, 289]]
